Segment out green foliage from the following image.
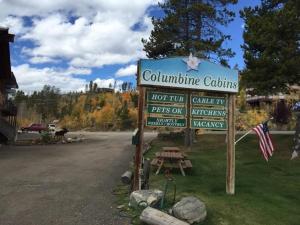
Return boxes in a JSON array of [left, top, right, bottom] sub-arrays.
[[236, 109, 269, 130], [117, 100, 132, 130], [240, 0, 300, 94], [130, 92, 139, 108], [142, 0, 237, 64], [237, 88, 247, 112], [24, 85, 61, 122], [40, 131, 52, 144], [14, 90, 28, 104]]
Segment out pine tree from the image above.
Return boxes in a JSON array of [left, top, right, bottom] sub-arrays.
[[240, 0, 300, 94], [142, 0, 237, 65], [89, 81, 93, 93], [93, 83, 98, 93], [142, 0, 237, 146]]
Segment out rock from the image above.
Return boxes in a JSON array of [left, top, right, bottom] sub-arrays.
[[129, 189, 163, 208], [172, 196, 207, 224]]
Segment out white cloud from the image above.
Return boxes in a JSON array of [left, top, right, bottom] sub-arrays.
[[0, 16, 27, 34], [115, 64, 137, 77], [1, 0, 156, 68], [21, 13, 152, 67], [94, 78, 123, 90], [0, 0, 160, 91], [12, 64, 92, 92], [29, 56, 60, 64], [0, 0, 157, 20]]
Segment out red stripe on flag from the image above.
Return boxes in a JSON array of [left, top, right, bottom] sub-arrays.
[[265, 132, 274, 153], [257, 124, 273, 156], [252, 127, 269, 161]]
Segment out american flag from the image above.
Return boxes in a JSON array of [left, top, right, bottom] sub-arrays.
[[252, 123, 275, 161]]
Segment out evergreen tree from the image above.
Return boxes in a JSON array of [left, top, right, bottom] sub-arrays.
[[118, 100, 131, 130], [240, 0, 300, 94], [89, 81, 93, 92], [33, 85, 60, 122], [142, 0, 237, 65], [93, 82, 98, 93]]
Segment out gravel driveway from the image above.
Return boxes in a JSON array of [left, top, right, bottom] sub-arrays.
[[0, 131, 156, 225]]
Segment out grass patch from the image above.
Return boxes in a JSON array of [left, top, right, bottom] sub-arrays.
[[143, 134, 300, 225]]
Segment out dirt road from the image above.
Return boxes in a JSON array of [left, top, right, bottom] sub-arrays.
[[0, 132, 156, 225]]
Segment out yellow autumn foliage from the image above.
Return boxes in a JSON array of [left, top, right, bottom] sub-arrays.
[[237, 109, 269, 130]]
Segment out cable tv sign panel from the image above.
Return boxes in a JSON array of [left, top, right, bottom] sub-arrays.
[[138, 54, 238, 93]]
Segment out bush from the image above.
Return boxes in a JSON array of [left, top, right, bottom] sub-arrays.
[[40, 131, 52, 144], [236, 109, 269, 131]]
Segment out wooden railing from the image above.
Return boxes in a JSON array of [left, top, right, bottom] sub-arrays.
[[1, 100, 17, 117], [0, 100, 17, 142], [0, 116, 17, 142]]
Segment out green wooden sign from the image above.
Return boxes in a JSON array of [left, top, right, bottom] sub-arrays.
[[147, 91, 187, 104], [191, 119, 227, 130], [191, 108, 226, 118], [147, 104, 186, 116], [191, 95, 227, 107], [147, 117, 186, 128]]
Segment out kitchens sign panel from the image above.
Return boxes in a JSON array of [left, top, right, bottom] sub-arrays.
[[139, 54, 238, 93]]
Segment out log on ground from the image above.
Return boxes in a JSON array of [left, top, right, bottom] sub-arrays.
[[140, 207, 189, 225]]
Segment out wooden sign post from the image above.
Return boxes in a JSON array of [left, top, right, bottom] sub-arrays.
[[133, 86, 145, 191], [226, 94, 236, 194], [134, 55, 238, 194]]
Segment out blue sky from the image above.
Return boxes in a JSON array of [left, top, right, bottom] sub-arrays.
[[0, 0, 261, 93]]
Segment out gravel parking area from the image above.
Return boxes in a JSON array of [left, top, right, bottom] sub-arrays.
[[0, 131, 156, 225]]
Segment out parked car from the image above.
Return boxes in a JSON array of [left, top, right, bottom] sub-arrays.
[[21, 123, 47, 133], [48, 124, 56, 132]]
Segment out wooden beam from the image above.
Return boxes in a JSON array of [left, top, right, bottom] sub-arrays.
[[226, 94, 236, 194], [184, 91, 192, 147]]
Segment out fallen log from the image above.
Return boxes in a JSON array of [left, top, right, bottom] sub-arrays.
[[140, 207, 189, 225], [121, 171, 133, 184]]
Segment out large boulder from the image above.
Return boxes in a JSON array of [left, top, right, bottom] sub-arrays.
[[172, 196, 207, 224], [129, 189, 163, 208]]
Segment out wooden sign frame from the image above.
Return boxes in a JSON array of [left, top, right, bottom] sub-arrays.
[[134, 58, 237, 195]]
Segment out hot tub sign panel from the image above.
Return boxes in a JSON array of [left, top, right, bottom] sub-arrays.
[[139, 54, 238, 93], [147, 91, 187, 104]]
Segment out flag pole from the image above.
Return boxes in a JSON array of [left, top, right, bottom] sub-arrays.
[[234, 129, 252, 145]]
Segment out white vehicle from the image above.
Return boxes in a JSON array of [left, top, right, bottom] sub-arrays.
[[48, 124, 56, 132]]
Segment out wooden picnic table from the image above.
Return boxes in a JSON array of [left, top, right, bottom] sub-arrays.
[[151, 150, 192, 176], [155, 151, 184, 159], [162, 147, 181, 152]]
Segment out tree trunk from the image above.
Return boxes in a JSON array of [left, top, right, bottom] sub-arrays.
[[293, 114, 300, 154]]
